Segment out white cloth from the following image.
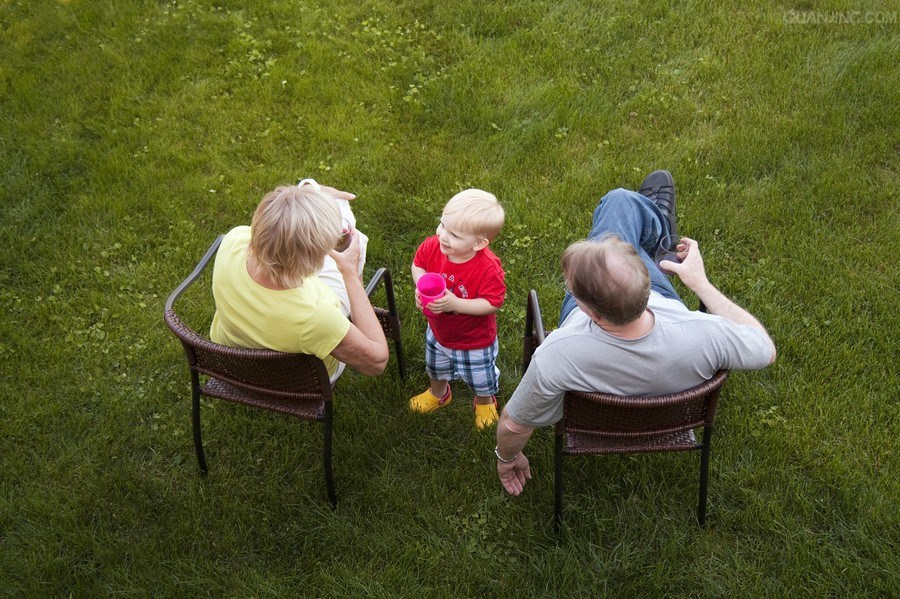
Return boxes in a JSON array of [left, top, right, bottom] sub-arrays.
[[316, 197, 368, 318]]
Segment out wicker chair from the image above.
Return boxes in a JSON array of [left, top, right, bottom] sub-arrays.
[[522, 290, 728, 530], [164, 235, 405, 507]]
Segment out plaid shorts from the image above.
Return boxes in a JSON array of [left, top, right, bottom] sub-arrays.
[[425, 326, 500, 396]]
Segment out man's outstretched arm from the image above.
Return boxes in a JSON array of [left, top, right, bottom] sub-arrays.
[[495, 409, 535, 496], [662, 236, 776, 363]]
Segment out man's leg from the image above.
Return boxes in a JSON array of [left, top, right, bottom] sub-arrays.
[[559, 187, 681, 324], [638, 169, 676, 239]]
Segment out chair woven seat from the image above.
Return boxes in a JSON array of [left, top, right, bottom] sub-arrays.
[[164, 235, 405, 508], [202, 378, 328, 421], [562, 429, 698, 455], [373, 306, 402, 344]]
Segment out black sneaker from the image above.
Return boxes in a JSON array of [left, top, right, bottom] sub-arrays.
[[639, 170, 677, 239]]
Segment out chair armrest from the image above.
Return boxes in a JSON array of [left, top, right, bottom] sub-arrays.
[[164, 235, 224, 313], [526, 289, 546, 346], [522, 289, 546, 370], [363, 267, 406, 378], [365, 267, 399, 318]]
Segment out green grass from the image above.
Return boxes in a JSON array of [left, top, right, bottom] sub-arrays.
[[1, 0, 898, 596]]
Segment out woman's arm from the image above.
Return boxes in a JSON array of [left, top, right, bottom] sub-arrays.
[[330, 320, 388, 376], [328, 230, 389, 375]]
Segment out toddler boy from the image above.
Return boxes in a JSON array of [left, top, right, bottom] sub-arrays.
[[410, 189, 506, 429]]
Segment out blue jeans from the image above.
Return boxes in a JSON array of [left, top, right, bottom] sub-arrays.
[[559, 188, 682, 325]]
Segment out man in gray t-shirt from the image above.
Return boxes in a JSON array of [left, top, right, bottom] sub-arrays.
[[495, 171, 776, 496]]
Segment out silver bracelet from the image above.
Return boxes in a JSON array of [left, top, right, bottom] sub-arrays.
[[494, 446, 518, 463]]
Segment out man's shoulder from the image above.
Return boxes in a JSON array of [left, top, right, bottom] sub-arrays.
[[648, 293, 719, 326], [647, 293, 771, 365], [648, 291, 691, 312], [537, 314, 594, 352]]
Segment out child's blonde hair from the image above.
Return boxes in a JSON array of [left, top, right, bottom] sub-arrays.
[[442, 188, 505, 241], [249, 182, 340, 288]]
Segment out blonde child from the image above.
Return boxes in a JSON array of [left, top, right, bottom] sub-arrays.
[[410, 189, 506, 429]]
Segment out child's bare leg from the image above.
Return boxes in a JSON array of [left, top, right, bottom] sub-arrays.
[[474, 394, 494, 405], [409, 379, 452, 413], [431, 379, 450, 399]]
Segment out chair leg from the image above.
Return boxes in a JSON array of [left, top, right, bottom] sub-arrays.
[[323, 403, 337, 509], [191, 373, 208, 476], [698, 426, 714, 526], [554, 433, 564, 532], [394, 336, 407, 379], [377, 268, 406, 379]]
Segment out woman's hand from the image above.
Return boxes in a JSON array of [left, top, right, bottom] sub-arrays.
[[328, 225, 361, 279], [319, 184, 356, 202]]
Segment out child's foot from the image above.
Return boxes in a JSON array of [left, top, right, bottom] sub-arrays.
[[474, 396, 498, 430], [409, 387, 452, 413]]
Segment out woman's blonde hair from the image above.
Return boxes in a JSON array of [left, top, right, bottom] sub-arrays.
[[249, 183, 340, 288], [561, 235, 650, 325], [442, 188, 505, 241]]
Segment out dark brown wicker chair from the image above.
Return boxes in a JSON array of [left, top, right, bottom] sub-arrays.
[[522, 290, 728, 530], [164, 235, 405, 508]]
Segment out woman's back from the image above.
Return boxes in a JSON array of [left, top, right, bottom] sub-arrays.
[[209, 226, 350, 376]]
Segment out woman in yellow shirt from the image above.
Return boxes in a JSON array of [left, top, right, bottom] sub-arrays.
[[210, 179, 388, 380]]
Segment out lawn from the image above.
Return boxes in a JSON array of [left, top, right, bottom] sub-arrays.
[[1, 0, 897, 596]]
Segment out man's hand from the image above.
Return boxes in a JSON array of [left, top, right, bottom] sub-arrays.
[[662, 236, 776, 362], [498, 453, 532, 496], [659, 236, 708, 290], [496, 409, 535, 495]]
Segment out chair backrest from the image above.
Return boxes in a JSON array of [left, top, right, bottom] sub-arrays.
[[163, 235, 332, 404], [521, 289, 546, 371], [164, 309, 332, 401], [559, 370, 728, 455]]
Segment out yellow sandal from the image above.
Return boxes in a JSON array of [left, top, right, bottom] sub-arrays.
[[474, 396, 498, 430], [409, 387, 452, 413]]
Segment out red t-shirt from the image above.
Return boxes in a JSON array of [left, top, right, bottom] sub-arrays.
[[413, 236, 506, 350]]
